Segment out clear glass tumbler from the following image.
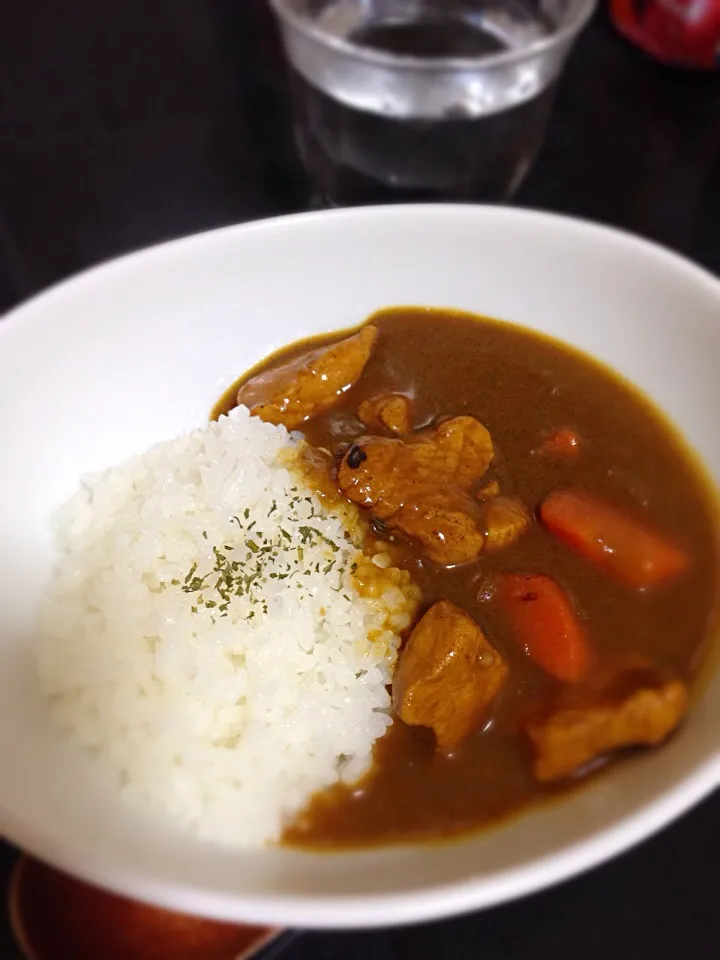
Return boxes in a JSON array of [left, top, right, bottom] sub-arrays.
[[270, 0, 596, 207]]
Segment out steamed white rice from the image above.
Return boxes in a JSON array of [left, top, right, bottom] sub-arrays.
[[36, 406, 418, 847]]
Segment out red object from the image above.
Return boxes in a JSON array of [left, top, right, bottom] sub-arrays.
[[541, 489, 689, 589], [495, 573, 591, 683], [610, 0, 720, 68], [9, 856, 281, 960]]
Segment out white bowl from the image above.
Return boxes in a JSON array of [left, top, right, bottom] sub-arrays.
[[0, 205, 719, 929]]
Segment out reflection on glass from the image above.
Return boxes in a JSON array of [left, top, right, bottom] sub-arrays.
[[271, 0, 596, 206]]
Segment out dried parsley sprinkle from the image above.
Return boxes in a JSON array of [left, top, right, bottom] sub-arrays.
[[173, 484, 355, 618]]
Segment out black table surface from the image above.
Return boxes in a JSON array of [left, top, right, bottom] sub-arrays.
[[1, 3, 719, 957]]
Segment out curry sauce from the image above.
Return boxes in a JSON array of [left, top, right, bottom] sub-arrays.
[[214, 307, 720, 847]]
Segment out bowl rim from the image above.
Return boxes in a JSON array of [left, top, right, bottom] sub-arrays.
[[2, 203, 720, 930], [3, 204, 720, 339], [4, 204, 720, 340]]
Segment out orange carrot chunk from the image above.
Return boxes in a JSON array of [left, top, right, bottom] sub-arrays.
[[537, 427, 582, 458], [495, 573, 591, 683], [541, 490, 689, 589]]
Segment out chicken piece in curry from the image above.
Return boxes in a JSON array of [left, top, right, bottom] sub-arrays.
[[393, 600, 508, 750], [337, 416, 493, 564], [525, 677, 688, 782], [235, 324, 376, 430], [357, 394, 412, 435], [214, 307, 719, 848]]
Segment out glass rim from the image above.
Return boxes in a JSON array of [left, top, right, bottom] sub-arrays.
[[269, 0, 598, 72]]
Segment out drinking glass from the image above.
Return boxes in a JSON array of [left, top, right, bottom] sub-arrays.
[[270, 0, 596, 206]]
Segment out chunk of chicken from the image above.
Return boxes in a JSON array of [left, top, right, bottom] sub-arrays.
[[339, 416, 494, 516], [392, 494, 486, 566], [475, 480, 500, 502], [237, 325, 377, 430], [525, 680, 688, 782], [393, 601, 508, 751], [481, 495, 531, 553], [338, 416, 494, 564], [358, 394, 412, 435]]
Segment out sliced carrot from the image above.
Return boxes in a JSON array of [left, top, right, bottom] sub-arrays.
[[494, 573, 591, 683], [541, 489, 689, 589], [537, 427, 582, 458]]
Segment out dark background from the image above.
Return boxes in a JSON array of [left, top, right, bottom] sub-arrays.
[[1, 2, 719, 957]]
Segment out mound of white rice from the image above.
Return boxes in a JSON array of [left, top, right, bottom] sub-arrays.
[[36, 406, 417, 847]]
